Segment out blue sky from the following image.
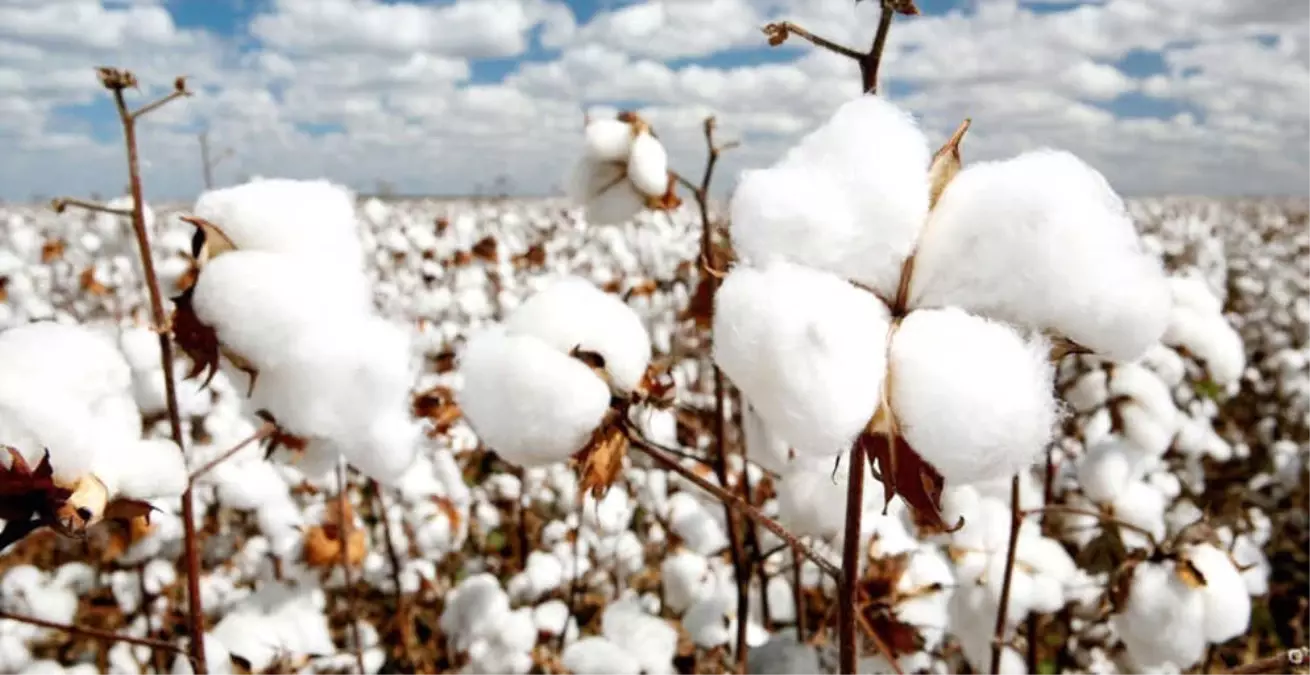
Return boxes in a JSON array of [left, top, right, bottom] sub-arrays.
[[2, 0, 1306, 199]]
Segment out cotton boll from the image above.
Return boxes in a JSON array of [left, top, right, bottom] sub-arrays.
[[602, 597, 679, 674], [439, 573, 510, 652], [1114, 562, 1208, 670], [777, 459, 886, 542], [190, 252, 371, 367], [1077, 438, 1137, 503], [889, 308, 1057, 486], [732, 95, 930, 299], [1184, 544, 1251, 643], [584, 118, 635, 162], [910, 149, 1170, 361], [502, 275, 652, 391], [93, 439, 187, 503], [191, 178, 364, 270], [661, 550, 710, 614], [570, 160, 645, 227], [714, 262, 888, 459], [562, 637, 641, 675], [627, 131, 669, 197], [0, 321, 134, 411], [667, 492, 729, 556], [457, 328, 611, 467]]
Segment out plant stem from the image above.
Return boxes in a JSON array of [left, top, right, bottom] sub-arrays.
[[624, 422, 842, 581], [0, 610, 185, 654], [837, 438, 866, 675], [366, 480, 416, 669], [336, 463, 367, 674], [188, 422, 277, 483], [50, 197, 132, 216], [991, 474, 1023, 674], [860, 1, 897, 93], [104, 72, 207, 674]]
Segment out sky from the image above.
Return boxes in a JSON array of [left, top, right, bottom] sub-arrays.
[[0, 0, 1306, 202]]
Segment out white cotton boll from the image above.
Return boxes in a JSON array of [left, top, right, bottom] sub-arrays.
[[562, 637, 642, 675], [684, 592, 734, 648], [570, 160, 645, 227], [733, 95, 929, 299], [190, 252, 371, 367], [341, 414, 422, 487], [457, 328, 611, 467], [626, 131, 668, 197], [742, 402, 793, 474], [191, 178, 364, 269], [502, 275, 652, 391], [0, 321, 134, 410], [661, 550, 710, 614], [1142, 344, 1187, 386], [668, 492, 729, 556], [507, 552, 564, 602], [777, 459, 885, 542], [602, 598, 679, 674], [1077, 438, 1137, 503], [714, 262, 888, 459], [0, 388, 103, 485], [889, 308, 1057, 486], [533, 600, 571, 636], [584, 118, 635, 162], [1113, 482, 1167, 550], [910, 149, 1170, 362], [1114, 562, 1208, 670], [583, 488, 633, 535], [1184, 544, 1251, 643], [1118, 403, 1175, 458], [171, 634, 232, 674], [1065, 369, 1108, 412], [440, 573, 510, 652], [93, 439, 187, 503], [1109, 363, 1176, 423]]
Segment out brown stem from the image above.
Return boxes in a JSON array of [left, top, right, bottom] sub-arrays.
[[336, 464, 367, 675], [860, 1, 898, 94], [990, 475, 1023, 674], [103, 70, 207, 674], [1227, 650, 1308, 674], [131, 90, 191, 121], [0, 609, 186, 654], [188, 422, 277, 483], [837, 438, 865, 675], [50, 197, 132, 216], [792, 551, 808, 641], [1022, 505, 1159, 548], [762, 22, 864, 60], [366, 480, 415, 669], [623, 420, 842, 581]]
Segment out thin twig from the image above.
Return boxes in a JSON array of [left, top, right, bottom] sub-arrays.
[[0, 609, 186, 654], [335, 463, 367, 675], [762, 21, 864, 60], [50, 197, 132, 216], [131, 90, 191, 121], [623, 420, 842, 581], [860, 2, 897, 93], [991, 475, 1023, 674], [837, 438, 867, 675], [100, 66, 207, 674], [792, 550, 808, 641], [366, 480, 416, 669], [1022, 504, 1159, 548], [1227, 651, 1308, 674], [188, 422, 277, 483]]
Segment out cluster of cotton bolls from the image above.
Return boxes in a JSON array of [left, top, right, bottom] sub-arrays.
[[0, 115, 1303, 674]]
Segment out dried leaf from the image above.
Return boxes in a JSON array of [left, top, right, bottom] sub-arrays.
[[41, 238, 66, 263], [926, 119, 970, 210], [170, 287, 222, 386], [412, 385, 463, 435], [79, 267, 110, 296], [575, 426, 629, 499], [1175, 557, 1208, 589], [681, 277, 716, 329], [0, 276, 8, 303], [512, 243, 547, 270], [643, 173, 684, 211], [857, 551, 927, 658], [179, 215, 237, 264], [99, 514, 156, 564], [471, 236, 498, 262], [861, 432, 960, 535], [103, 498, 157, 523]]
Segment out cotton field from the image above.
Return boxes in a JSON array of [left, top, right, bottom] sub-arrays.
[[0, 168, 1305, 674]]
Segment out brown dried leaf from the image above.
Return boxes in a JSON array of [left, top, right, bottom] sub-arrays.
[[681, 276, 716, 329], [1175, 556, 1208, 589], [643, 173, 684, 211], [170, 287, 222, 386], [99, 514, 156, 564], [927, 119, 970, 210], [412, 385, 463, 434], [512, 243, 547, 270], [41, 238, 66, 263], [471, 236, 498, 262], [0, 276, 8, 303], [861, 432, 960, 535], [103, 498, 157, 523], [575, 426, 629, 499], [79, 267, 111, 296], [762, 22, 790, 47], [179, 215, 237, 264], [434, 216, 450, 235]]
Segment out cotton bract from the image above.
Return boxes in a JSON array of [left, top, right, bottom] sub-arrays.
[[716, 93, 1169, 498]]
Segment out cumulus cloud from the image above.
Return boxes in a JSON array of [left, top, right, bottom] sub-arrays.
[[0, 0, 1305, 201]]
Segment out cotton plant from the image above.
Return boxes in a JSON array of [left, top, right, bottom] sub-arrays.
[[561, 595, 679, 675], [0, 321, 187, 549], [715, 93, 1171, 531], [169, 177, 422, 485], [568, 112, 681, 226], [457, 274, 662, 496]]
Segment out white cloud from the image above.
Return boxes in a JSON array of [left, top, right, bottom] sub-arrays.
[[0, 0, 1305, 201]]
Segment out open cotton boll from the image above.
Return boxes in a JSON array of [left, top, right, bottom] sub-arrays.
[[1077, 438, 1138, 503], [191, 251, 372, 367], [889, 307, 1057, 486], [584, 118, 635, 162], [0, 387, 104, 485], [777, 459, 886, 542], [602, 597, 679, 674], [660, 550, 710, 614], [502, 275, 652, 391], [440, 573, 510, 653], [1184, 544, 1251, 643], [91, 439, 187, 503], [731, 96, 929, 300], [457, 328, 612, 467], [191, 178, 364, 267], [910, 149, 1170, 362], [1114, 562, 1208, 670], [1109, 363, 1176, 423], [569, 160, 646, 227], [742, 402, 793, 474], [626, 131, 669, 197], [0, 321, 134, 410], [563, 637, 642, 675], [714, 262, 888, 459]]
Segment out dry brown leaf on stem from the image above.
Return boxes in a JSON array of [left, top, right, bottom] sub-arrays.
[[860, 431, 959, 536], [80, 267, 111, 296], [254, 410, 310, 462], [169, 287, 222, 385], [856, 550, 928, 658], [575, 425, 629, 499], [682, 276, 717, 329], [471, 236, 499, 262], [98, 513, 156, 564]]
